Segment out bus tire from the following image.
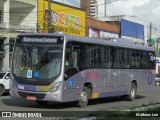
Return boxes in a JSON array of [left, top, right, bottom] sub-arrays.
[[126, 83, 137, 101], [0, 86, 5, 96], [36, 101, 48, 106], [77, 86, 90, 108]]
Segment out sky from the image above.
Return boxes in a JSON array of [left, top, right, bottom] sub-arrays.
[[106, 0, 160, 37]]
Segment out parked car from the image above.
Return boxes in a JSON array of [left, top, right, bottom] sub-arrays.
[[0, 72, 10, 96]]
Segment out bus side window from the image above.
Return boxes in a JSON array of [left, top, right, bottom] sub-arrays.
[[108, 47, 119, 68], [119, 49, 130, 69], [141, 51, 149, 69], [65, 49, 78, 68], [131, 50, 140, 69], [83, 45, 94, 68]]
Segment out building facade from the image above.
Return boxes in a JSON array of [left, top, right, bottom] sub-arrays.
[[81, 0, 98, 18], [81, 0, 106, 18], [0, 0, 86, 71], [86, 17, 119, 38], [0, 0, 150, 72], [0, 0, 37, 71], [99, 15, 148, 45], [38, 0, 86, 36]]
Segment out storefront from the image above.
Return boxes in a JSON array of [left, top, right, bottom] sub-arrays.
[[86, 17, 119, 38], [38, 0, 86, 36]]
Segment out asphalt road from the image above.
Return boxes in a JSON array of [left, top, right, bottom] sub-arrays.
[[0, 86, 159, 119], [0, 86, 160, 112]]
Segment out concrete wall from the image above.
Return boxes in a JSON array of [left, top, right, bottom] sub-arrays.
[[10, 7, 37, 32], [0, 0, 37, 71], [15, 0, 36, 5]]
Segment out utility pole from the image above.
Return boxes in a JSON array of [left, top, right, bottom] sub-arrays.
[[48, 0, 52, 33], [149, 22, 152, 46]]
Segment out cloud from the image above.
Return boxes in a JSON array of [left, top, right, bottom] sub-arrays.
[[106, 0, 160, 35]]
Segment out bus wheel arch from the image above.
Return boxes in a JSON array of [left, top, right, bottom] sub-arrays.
[[126, 80, 137, 101], [77, 82, 92, 107], [83, 82, 92, 99]]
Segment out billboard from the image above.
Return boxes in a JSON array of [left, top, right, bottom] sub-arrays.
[[38, 0, 86, 36], [121, 19, 144, 40], [53, 0, 80, 8]]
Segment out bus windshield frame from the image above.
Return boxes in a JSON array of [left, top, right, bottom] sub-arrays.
[[12, 36, 64, 81]]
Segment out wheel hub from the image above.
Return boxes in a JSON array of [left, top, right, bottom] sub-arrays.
[[81, 91, 87, 103]]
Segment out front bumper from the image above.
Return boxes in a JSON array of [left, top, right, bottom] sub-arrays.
[[10, 88, 63, 102]]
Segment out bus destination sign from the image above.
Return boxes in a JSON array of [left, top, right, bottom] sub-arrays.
[[22, 37, 57, 43]]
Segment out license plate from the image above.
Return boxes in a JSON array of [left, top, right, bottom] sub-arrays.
[[26, 96, 36, 100]]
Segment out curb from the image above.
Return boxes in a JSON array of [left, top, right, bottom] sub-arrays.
[[127, 103, 160, 111]]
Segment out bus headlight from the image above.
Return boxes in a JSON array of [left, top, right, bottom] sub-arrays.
[[49, 82, 61, 92]]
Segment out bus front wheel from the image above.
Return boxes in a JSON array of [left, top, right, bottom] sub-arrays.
[[77, 86, 90, 108], [126, 83, 137, 101]]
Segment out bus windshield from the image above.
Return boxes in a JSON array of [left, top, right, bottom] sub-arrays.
[[12, 44, 62, 79]]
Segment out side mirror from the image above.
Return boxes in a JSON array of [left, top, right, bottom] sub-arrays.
[[5, 76, 10, 79], [64, 68, 78, 80]]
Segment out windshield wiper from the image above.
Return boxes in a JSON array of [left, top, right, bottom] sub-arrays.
[[37, 47, 50, 61], [22, 46, 31, 61]]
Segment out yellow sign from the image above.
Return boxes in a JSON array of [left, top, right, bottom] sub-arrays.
[[148, 33, 156, 38], [38, 0, 86, 36]]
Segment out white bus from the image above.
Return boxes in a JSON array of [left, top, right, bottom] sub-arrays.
[[10, 33, 155, 107]]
